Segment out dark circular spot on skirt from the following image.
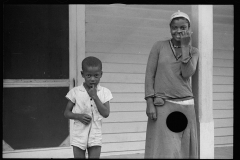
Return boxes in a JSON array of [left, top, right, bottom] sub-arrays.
[[166, 111, 188, 133]]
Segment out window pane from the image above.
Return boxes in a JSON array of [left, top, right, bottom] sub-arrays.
[[3, 87, 69, 150], [3, 5, 69, 79]]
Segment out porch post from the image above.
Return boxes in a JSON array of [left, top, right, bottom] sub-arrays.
[[191, 5, 214, 159]]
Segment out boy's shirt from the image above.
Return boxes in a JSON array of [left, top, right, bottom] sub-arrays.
[[66, 83, 113, 122]]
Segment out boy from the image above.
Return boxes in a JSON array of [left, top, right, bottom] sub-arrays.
[[64, 56, 113, 158]]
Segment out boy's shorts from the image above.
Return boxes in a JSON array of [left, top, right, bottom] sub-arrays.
[[71, 119, 102, 150]]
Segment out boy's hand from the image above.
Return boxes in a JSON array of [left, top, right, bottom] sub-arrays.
[[180, 30, 193, 47], [87, 85, 98, 99], [76, 114, 92, 125]]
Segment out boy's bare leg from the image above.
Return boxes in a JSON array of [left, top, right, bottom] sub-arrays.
[[88, 146, 101, 158], [73, 146, 86, 158]]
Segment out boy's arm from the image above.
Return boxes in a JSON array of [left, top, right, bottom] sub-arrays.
[[87, 86, 110, 118], [92, 96, 110, 118], [64, 100, 92, 125]]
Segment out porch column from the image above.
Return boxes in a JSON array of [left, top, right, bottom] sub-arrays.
[[191, 5, 214, 159]]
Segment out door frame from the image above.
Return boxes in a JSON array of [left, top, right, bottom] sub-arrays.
[[3, 4, 86, 158]]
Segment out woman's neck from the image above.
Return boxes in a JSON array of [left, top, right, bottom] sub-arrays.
[[171, 39, 181, 47]]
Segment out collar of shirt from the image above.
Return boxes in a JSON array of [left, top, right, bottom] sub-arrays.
[[169, 39, 182, 60], [78, 83, 102, 92]]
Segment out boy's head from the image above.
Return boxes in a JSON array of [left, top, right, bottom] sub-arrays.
[[81, 56, 103, 89], [82, 56, 102, 72]]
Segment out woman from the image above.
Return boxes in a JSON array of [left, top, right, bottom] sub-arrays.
[[144, 10, 199, 159]]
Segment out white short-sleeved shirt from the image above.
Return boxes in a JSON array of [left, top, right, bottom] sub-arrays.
[[66, 83, 113, 121]]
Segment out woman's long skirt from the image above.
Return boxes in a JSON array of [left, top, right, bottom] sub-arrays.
[[144, 100, 198, 159]]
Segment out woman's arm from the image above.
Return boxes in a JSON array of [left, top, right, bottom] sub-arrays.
[[145, 42, 160, 99], [180, 46, 199, 78]]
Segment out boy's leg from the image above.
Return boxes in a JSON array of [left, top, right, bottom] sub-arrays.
[[87, 146, 101, 158], [73, 146, 86, 158]]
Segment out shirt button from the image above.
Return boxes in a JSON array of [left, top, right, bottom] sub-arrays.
[[90, 98, 92, 101]]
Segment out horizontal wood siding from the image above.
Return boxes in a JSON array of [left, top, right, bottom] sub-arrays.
[[85, 4, 191, 155], [213, 5, 233, 147]]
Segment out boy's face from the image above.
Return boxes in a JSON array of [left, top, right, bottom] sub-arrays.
[[81, 66, 102, 89], [170, 18, 190, 42]]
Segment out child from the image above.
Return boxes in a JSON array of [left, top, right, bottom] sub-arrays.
[[144, 10, 199, 158], [64, 56, 113, 158]]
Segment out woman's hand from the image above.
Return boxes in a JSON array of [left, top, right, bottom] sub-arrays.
[[146, 98, 157, 121], [180, 30, 193, 47]]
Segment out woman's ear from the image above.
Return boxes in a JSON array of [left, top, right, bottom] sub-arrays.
[[81, 71, 84, 77]]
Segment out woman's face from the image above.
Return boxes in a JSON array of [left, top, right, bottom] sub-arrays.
[[170, 18, 190, 42]]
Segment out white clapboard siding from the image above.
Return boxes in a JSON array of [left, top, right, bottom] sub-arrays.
[[213, 5, 233, 147], [214, 136, 233, 146], [86, 52, 149, 64], [213, 49, 233, 60], [85, 4, 191, 155], [101, 73, 145, 83], [102, 122, 147, 134], [103, 132, 146, 143], [109, 102, 146, 112], [213, 101, 233, 110], [214, 118, 233, 128]]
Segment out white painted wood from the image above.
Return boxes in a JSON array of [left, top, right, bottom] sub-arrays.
[[103, 111, 147, 123], [69, 4, 78, 150], [101, 83, 144, 93], [86, 41, 152, 54], [101, 73, 145, 83], [103, 63, 146, 74], [191, 5, 214, 158], [76, 5, 85, 86], [213, 5, 233, 16], [101, 141, 145, 152], [214, 127, 233, 136], [214, 136, 233, 145], [102, 122, 147, 133], [213, 85, 233, 92], [86, 5, 174, 20], [103, 132, 146, 143], [214, 118, 233, 128], [213, 93, 233, 100], [213, 14, 233, 24], [86, 52, 149, 64], [109, 102, 146, 112], [86, 13, 169, 29], [213, 110, 233, 119], [124, 4, 192, 13], [213, 101, 233, 109], [213, 23, 233, 34], [213, 67, 233, 76], [199, 121, 215, 159], [213, 76, 233, 84], [213, 49, 233, 59], [69, 5, 77, 89], [213, 33, 233, 50], [86, 31, 169, 45], [86, 23, 170, 39], [3, 79, 69, 88], [213, 59, 233, 67], [110, 93, 145, 103], [212, 4, 233, 147]]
